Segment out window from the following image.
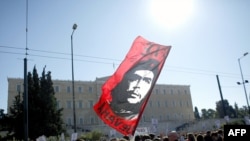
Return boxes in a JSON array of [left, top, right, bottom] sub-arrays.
[[89, 100, 93, 108], [67, 118, 72, 125], [178, 90, 181, 95], [88, 87, 93, 93], [67, 101, 71, 109], [181, 114, 184, 119], [78, 86, 83, 93], [166, 115, 169, 120], [155, 89, 159, 94], [79, 101, 83, 109], [57, 101, 61, 109], [174, 113, 177, 119], [54, 86, 59, 93], [79, 117, 84, 125], [171, 89, 173, 95], [91, 116, 94, 124], [165, 101, 168, 107], [142, 115, 146, 122], [17, 84, 21, 92], [149, 101, 152, 107], [157, 101, 160, 107], [163, 89, 166, 94], [67, 86, 71, 93], [173, 101, 175, 107], [184, 90, 188, 94]]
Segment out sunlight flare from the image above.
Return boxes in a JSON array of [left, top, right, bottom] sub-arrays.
[[149, 0, 195, 30]]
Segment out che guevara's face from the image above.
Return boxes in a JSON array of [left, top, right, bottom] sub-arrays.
[[126, 70, 154, 104]]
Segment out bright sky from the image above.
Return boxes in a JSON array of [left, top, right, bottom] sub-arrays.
[[0, 0, 250, 114]]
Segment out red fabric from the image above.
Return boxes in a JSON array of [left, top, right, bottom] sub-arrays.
[[93, 36, 171, 135]]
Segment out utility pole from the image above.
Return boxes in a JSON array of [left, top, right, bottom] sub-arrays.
[[23, 0, 29, 140], [71, 23, 77, 133], [216, 75, 227, 117]]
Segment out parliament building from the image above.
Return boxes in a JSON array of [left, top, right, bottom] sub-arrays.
[[7, 76, 194, 136]]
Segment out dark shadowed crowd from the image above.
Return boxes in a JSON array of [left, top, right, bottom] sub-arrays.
[[117, 129, 223, 141], [76, 128, 224, 141]]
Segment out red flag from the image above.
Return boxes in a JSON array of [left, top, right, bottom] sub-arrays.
[[93, 36, 171, 135]]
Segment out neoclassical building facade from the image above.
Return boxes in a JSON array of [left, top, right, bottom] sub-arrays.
[[7, 77, 194, 135]]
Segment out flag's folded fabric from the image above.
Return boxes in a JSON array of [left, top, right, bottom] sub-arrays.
[[93, 36, 171, 135]]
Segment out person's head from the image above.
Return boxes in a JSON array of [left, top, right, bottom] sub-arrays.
[[196, 134, 204, 141], [134, 135, 141, 141], [162, 136, 169, 141], [122, 135, 130, 141], [217, 129, 223, 136], [205, 131, 211, 136], [167, 131, 179, 141], [149, 133, 156, 140], [187, 133, 196, 141], [110, 138, 119, 141], [211, 132, 218, 141]]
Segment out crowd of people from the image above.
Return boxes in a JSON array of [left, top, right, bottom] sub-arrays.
[[104, 129, 224, 141]]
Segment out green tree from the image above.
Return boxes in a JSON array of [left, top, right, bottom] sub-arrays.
[[236, 106, 249, 118], [234, 103, 239, 118], [201, 109, 209, 119], [207, 108, 216, 118], [5, 66, 65, 140], [28, 65, 42, 139], [201, 108, 216, 119], [216, 99, 236, 118], [8, 92, 24, 139], [80, 130, 104, 141], [37, 66, 65, 138], [0, 109, 5, 130], [194, 106, 201, 120]]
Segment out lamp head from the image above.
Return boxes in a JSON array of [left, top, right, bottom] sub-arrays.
[[243, 52, 248, 56], [73, 23, 77, 30]]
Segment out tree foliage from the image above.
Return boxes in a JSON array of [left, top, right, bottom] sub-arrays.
[[216, 99, 236, 118], [194, 106, 201, 120], [194, 99, 249, 120], [4, 66, 65, 140], [236, 105, 249, 118], [80, 130, 104, 141], [200, 108, 216, 119]]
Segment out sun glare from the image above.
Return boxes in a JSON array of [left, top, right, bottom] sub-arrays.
[[149, 0, 194, 30]]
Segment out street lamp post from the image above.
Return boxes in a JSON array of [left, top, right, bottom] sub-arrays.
[[71, 23, 77, 133], [237, 52, 249, 114]]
